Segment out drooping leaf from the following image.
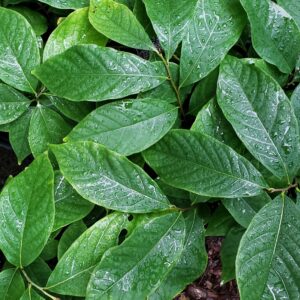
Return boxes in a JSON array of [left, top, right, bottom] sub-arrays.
[[8, 109, 32, 164], [0, 84, 31, 125], [57, 221, 87, 260], [149, 210, 207, 300], [37, 0, 88, 9], [0, 154, 54, 267], [222, 192, 271, 228], [179, 0, 246, 87], [11, 6, 48, 36], [240, 0, 300, 73], [236, 195, 300, 299], [66, 98, 178, 156], [217, 56, 300, 183], [53, 171, 93, 231], [277, 0, 300, 28], [47, 213, 132, 296], [28, 106, 72, 157], [20, 287, 44, 300], [0, 7, 40, 93], [143, 129, 267, 198], [86, 212, 185, 300], [0, 269, 25, 300], [220, 226, 245, 284], [89, 0, 154, 51], [51, 141, 171, 213], [43, 8, 107, 61], [33, 45, 167, 101], [143, 0, 197, 60]]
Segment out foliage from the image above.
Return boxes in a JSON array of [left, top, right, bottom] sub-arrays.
[[0, 0, 300, 299]]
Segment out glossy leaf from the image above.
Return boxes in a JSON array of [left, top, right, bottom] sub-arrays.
[[66, 98, 178, 156], [43, 8, 107, 61], [47, 213, 132, 296], [37, 0, 88, 9], [0, 84, 31, 125], [179, 0, 246, 87], [86, 212, 185, 300], [143, 129, 267, 198], [33, 45, 167, 102], [236, 195, 300, 299], [89, 0, 154, 50], [143, 0, 197, 60], [0, 269, 25, 300], [277, 0, 300, 28], [291, 84, 300, 124], [217, 56, 300, 183], [240, 0, 300, 73], [0, 154, 54, 267], [51, 141, 171, 213], [222, 192, 271, 228], [0, 7, 40, 93], [149, 210, 207, 300], [53, 171, 93, 231], [28, 106, 72, 157]]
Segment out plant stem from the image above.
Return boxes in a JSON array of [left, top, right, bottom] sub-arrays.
[[21, 269, 60, 300], [268, 182, 298, 194], [155, 50, 185, 117]]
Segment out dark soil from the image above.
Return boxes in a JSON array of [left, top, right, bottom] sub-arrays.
[[176, 237, 240, 300]]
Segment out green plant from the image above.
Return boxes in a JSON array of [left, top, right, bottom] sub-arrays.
[[0, 0, 300, 299]]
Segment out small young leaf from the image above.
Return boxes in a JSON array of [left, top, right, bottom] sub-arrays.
[[66, 98, 178, 156], [47, 213, 132, 296], [0, 269, 25, 300], [43, 8, 107, 61], [0, 7, 40, 93], [0, 154, 54, 267], [86, 212, 185, 300], [51, 141, 171, 213], [179, 0, 246, 87], [143, 129, 267, 198], [89, 0, 154, 50], [236, 195, 300, 299], [33, 45, 167, 102], [240, 0, 300, 73], [217, 56, 300, 183]]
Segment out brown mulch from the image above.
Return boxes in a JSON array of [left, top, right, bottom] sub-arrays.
[[176, 237, 240, 300]]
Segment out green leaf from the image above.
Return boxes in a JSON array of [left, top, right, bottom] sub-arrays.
[[240, 0, 300, 73], [222, 192, 271, 228], [143, 129, 267, 198], [86, 212, 185, 300], [179, 0, 246, 87], [11, 6, 47, 36], [57, 221, 87, 260], [149, 210, 207, 300], [43, 8, 107, 61], [291, 84, 300, 125], [51, 141, 171, 213], [0, 154, 54, 267], [217, 56, 300, 183], [40, 238, 58, 261], [143, 0, 197, 60], [37, 0, 89, 9], [28, 106, 72, 157], [89, 0, 154, 51], [277, 0, 300, 29], [33, 45, 167, 102], [236, 195, 300, 299], [191, 98, 241, 152], [0, 7, 40, 93], [21, 287, 44, 300], [0, 269, 25, 300], [24, 258, 52, 287], [47, 213, 132, 296], [48, 95, 93, 122], [0, 84, 31, 125], [205, 205, 236, 236], [53, 171, 93, 231], [8, 109, 32, 164], [220, 226, 244, 284], [66, 98, 178, 156]]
